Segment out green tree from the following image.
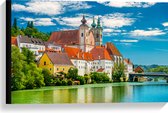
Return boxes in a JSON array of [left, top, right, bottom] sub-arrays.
[[148, 66, 168, 74], [22, 47, 35, 64], [30, 21, 34, 28], [42, 69, 54, 86], [67, 67, 78, 80], [112, 62, 125, 82], [11, 46, 26, 90], [76, 76, 85, 85]]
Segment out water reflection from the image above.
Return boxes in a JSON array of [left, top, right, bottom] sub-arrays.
[[12, 83, 168, 104]]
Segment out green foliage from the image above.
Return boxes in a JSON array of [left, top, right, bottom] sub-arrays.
[[90, 72, 110, 83], [76, 76, 85, 85], [67, 67, 78, 80], [22, 47, 35, 64], [11, 46, 45, 90], [62, 79, 68, 86], [148, 66, 168, 74], [112, 62, 125, 82], [42, 69, 54, 86], [84, 74, 91, 84], [67, 79, 73, 85], [11, 19, 50, 41]]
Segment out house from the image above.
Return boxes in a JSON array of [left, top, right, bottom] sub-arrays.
[[64, 46, 93, 76], [134, 66, 144, 73], [38, 52, 74, 74], [106, 42, 123, 64], [90, 46, 113, 79], [17, 35, 45, 60], [124, 58, 133, 80], [44, 42, 62, 52]]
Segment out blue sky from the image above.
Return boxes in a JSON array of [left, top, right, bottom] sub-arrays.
[[11, 0, 168, 65]]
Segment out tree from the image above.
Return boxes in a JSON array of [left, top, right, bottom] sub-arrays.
[[42, 69, 54, 86], [27, 21, 31, 28], [30, 21, 34, 28], [76, 76, 85, 85], [13, 18, 18, 29], [67, 67, 78, 80], [11, 46, 26, 90], [112, 62, 125, 82], [22, 47, 35, 64], [148, 66, 168, 74], [90, 72, 110, 83]]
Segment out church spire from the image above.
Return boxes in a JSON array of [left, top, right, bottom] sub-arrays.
[[91, 16, 96, 28], [81, 15, 87, 25], [97, 17, 101, 28]]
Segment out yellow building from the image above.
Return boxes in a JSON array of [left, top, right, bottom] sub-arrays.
[[38, 52, 74, 74]]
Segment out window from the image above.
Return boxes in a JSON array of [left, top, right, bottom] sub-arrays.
[[50, 68, 51, 71], [44, 61, 46, 65], [57, 68, 59, 71], [81, 33, 84, 37], [63, 68, 64, 71]]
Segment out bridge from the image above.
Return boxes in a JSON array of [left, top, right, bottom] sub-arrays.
[[128, 72, 168, 83]]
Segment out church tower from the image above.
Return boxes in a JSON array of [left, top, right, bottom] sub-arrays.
[[79, 15, 95, 52], [91, 16, 103, 46]]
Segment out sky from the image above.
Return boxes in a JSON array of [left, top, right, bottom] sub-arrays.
[[11, 0, 168, 65]]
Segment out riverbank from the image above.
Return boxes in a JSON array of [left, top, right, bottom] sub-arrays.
[[12, 82, 167, 92]]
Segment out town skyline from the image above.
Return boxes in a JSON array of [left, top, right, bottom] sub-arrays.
[[11, 1, 168, 65]]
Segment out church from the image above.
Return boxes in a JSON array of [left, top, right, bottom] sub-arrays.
[[48, 15, 103, 52]]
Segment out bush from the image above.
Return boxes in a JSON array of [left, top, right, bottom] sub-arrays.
[[62, 79, 68, 86], [67, 79, 73, 85], [55, 78, 62, 86], [90, 72, 110, 83], [76, 76, 85, 85]]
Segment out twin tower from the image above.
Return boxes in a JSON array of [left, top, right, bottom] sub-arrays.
[[79, 15, 103, 52]]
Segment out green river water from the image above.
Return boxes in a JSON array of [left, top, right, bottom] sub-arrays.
[[12, 82, 168, 104]]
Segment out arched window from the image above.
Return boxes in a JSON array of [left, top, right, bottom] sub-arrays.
[[81, 33, 84, 37]]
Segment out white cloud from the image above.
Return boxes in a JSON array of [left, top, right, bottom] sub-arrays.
[[102, 13, 135, 28], [20, 17, 56, 26], [12, 2, 63, 16], [120, 39, 139, 43], [98, 2, 155, 8], [130, 28, 166, 37], [12, 1, 92, 16], [54, 14, 93, 27], [162, 22, 168, 27]]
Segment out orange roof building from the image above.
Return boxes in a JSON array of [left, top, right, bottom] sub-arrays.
[[90, 46, 112, 60], [134, 66, 144, 73], [106, 42, 123, 63]]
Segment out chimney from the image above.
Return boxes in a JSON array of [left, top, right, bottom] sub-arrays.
[[77, 52, 79, 58]]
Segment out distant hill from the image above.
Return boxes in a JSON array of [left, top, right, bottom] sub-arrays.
[[133, 64, 168, 72]]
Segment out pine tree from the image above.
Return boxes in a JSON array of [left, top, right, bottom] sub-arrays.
[[27, 21, 30, 28], [30, 21, 34, 28], [13, 18, 17, 29]]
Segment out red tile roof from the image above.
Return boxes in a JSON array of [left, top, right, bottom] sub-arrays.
[[106, 42, 122, 56], [90, 46, 112, 60], [134, 66, 144, 73], [48, 30, 80, 46], [11, 37, 17, 46], [64, 46, 93, 61], [124, 58, 133, 65], [46, 52, 73, 65], [97, 68, 105, 72]]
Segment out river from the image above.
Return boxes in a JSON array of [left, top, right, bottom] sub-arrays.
[[12, 82, 168, 104]]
